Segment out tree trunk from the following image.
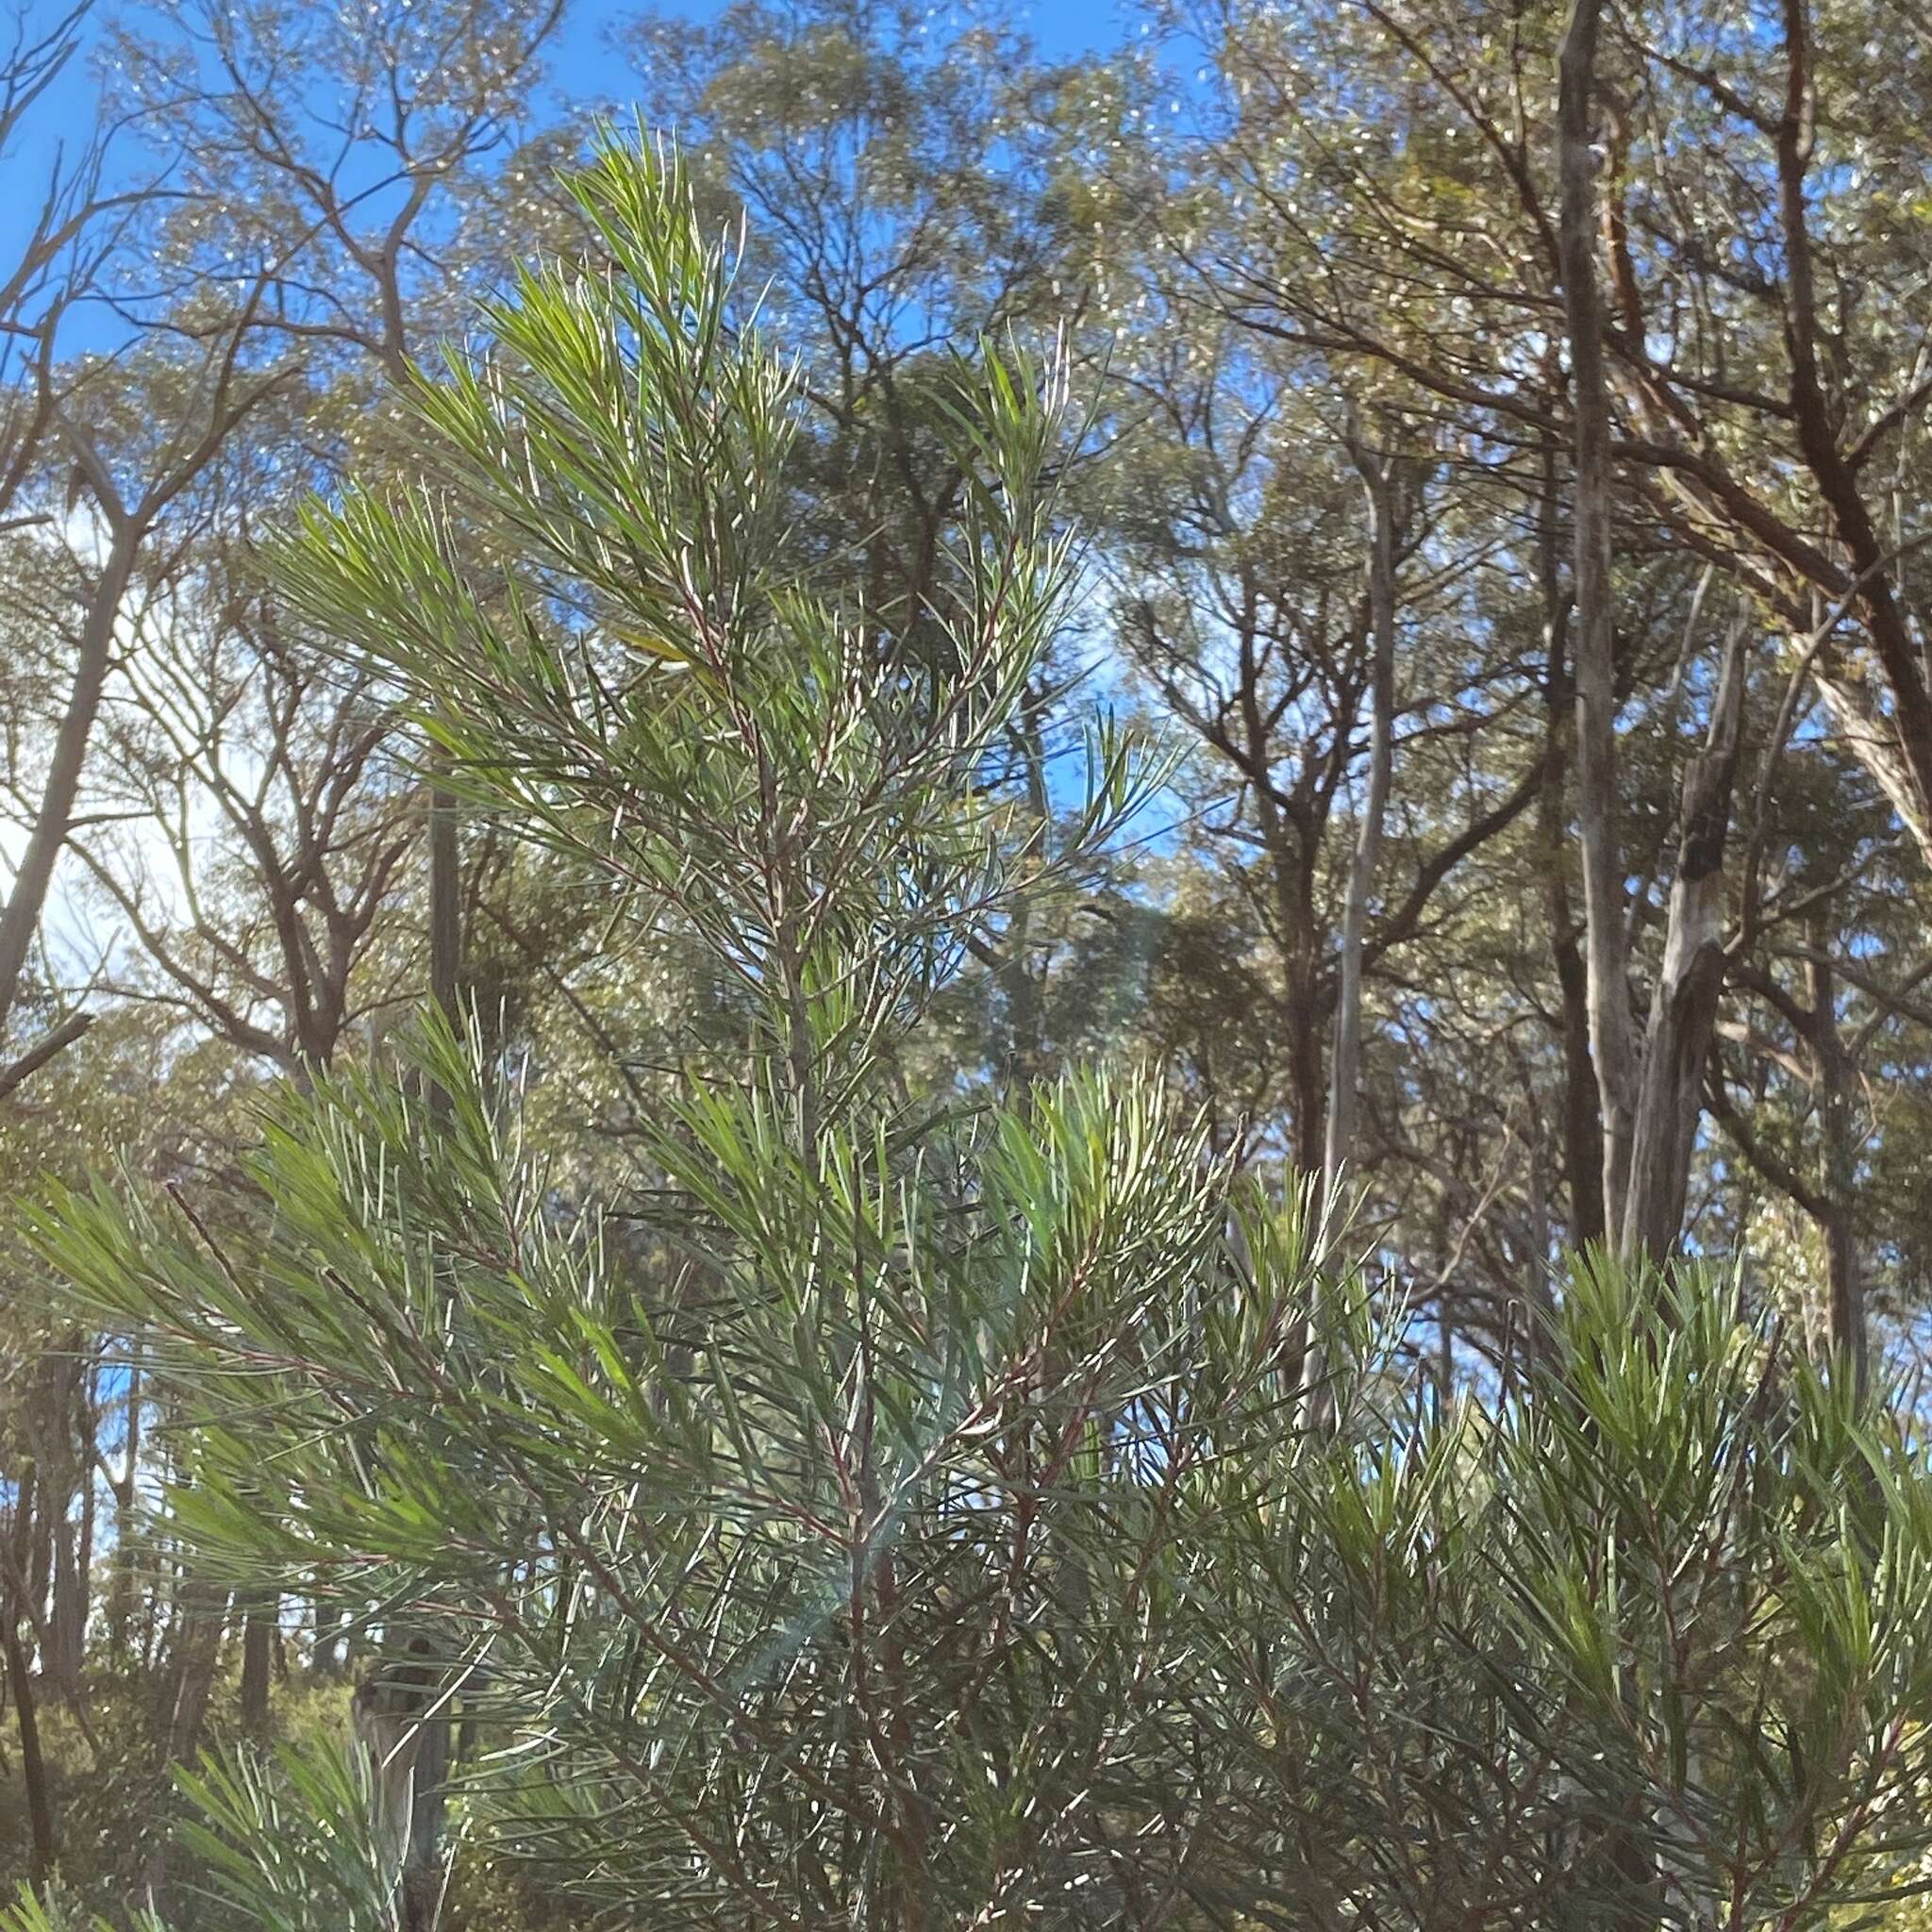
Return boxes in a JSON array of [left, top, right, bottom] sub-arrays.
[[74, 1402, 93, 1662], [355, 1634, 452, 1931], [309, 1598, 348, 1676], [25, 1349, 86, 1705], [2, 1614, 56, 1886], [1324, 430, 1398, 1208], [162, 1574, 225, 1764], [0, 527, 139, 1044], [240, 1593, 276, 1737], [48, 1500, 83, 1702], [1774, 0, 1932, 854], [1805, 923, 1867, 1389], [1535, 500, 1608, 1253], [1811, 669, 1932, 871], [1557, 0, 1638, 1241], [1619, 628, 1747, 1261], [1304, 431, 1400, 1431], [1284, 947, 1326, 1190]]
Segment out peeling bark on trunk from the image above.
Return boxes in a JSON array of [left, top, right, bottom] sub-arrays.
[[1811, 669, 1932, 865], [1620, 629, 1748, 1261]]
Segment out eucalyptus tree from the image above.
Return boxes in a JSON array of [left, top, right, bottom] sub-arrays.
[[1706, 724, 1932, 1383], [104, 0, 574, 1034], [1084, 281, 1548, 1250], [65, 523, 416, 1077], [1145, 0, 1932, 1288], [0, 0, 289, 1100]]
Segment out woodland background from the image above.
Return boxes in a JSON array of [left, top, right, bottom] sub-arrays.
[[4, 0, 1932, 1923]]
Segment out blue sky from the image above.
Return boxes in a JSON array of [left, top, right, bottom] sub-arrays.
[[0, 0, 1134, 281], [0, 0, 1138, 353]]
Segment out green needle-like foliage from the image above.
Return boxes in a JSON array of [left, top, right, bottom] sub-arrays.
[[16, 134, 1932, 1932]]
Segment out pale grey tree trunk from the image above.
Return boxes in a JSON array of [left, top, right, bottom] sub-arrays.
[[355, 1635, 453, 1932], [1557, 0, 1639, 1242], [1323, 429, 1397, 1207], [0, 528, 139, 1042], [1304, 425, 1400, 1431], [1811, 670, 1932, 866], [1620, 627, 1747, 1261]]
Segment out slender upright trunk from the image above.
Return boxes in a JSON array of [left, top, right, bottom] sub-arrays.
[[4, 1444, 57, 1885], [142, 1577, 226, 1899], [1437, 1299, 1456, 1414], [309, 1598, 349, 1676], [1557, 0, 1638, 1241], [74, 1412, 93, 1657], [32, 1351, 86, 1704], [1620, 629, 1747, 1261], [403, 1720, 451, 1932], [2, 1616, 56, 1886], [49, 1499, 83, 1701], [1806, 921, 1866, 1388], [356, 1635, 452, 1932], [405, 718, 462, 1925], [0, 528, 140, 1041], [1537, 451, 1607, 1252], [240, 1595, 276, 1737], [161, 1574, 225, 1765], [1557, 8, 1662, 1921], [1304, 429, 1399, 1429], [1323, 432, 1398, 1208], [1286, 968, 1325, 1188]]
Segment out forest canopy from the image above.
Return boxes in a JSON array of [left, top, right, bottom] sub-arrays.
[[4, 1, 1932, 1927]]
